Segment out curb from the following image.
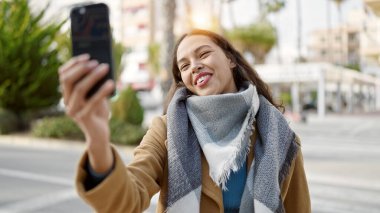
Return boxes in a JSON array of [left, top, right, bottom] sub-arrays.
[[0, 134, 137, 156]]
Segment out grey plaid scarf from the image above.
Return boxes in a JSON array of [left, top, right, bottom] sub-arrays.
[[166, 84, 299, 213], [186, 84, 259, 190]]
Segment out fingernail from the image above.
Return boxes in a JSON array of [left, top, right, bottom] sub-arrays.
[[106, 80, 114, 87], [98, 63, 109, 72], [79, 54, 90, 60], [87, 60, 99, 68]]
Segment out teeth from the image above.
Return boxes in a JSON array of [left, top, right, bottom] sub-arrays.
[[197, 76, 207, 84]]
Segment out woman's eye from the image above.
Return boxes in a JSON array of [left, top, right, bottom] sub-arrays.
[[200, 51, 210, 59], [180, 64, 189, 72]]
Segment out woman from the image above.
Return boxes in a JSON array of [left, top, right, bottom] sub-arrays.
[[59, 29, 310, 213]]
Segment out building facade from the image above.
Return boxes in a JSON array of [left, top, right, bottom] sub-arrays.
[[308, 9, 380, 77], [363, 0, 380, 76], [308, 26, 361, 66]]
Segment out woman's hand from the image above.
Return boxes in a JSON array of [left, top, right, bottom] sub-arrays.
[[58, 54, 114, 173]]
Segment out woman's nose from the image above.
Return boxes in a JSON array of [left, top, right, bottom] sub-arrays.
[[191, 63, 203, 74]]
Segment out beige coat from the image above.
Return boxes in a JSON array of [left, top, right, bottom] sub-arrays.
[[76, 115, 311, 213]]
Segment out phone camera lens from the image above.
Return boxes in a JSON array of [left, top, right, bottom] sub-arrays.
[[79, 7, 86, 15]]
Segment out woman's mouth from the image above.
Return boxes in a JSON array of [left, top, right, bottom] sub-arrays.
[[195, 73, 212, 87]]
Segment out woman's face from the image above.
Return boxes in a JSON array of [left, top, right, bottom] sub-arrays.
[[176, 35, 237, 96]]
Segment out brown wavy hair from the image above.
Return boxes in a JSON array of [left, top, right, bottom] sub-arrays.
[[163, 29, 283, 114]]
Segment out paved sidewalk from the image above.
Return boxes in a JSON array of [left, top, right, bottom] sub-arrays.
[[0, 134, 137, 156]]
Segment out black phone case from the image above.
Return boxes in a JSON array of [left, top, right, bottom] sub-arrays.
[[70, 3, 115, 98]]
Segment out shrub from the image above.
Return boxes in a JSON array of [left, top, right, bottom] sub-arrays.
[[0, 109, 19, 134], [111, 87, 144, 125], [31, 115, 146, 145], [0, 0, 66, 115], [280, 92, 292, 107], [110, 119, 146, 145], [31, 116, 84, 140]]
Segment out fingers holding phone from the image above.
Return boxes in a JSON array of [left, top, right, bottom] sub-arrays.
[[58, 55, 114, 123], [69, 63, 115, 122], [59, 54, 92, 106]]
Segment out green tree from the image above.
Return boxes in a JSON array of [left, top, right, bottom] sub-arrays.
[[258, 0, 286, 18], [0, 0, 66, 118], [112, 39, 125, 80], [148, 42, 160, 76], [227, 20, 277, 64], [225, 0, 284, 64]]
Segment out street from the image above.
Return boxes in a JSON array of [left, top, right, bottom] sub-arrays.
[[292, 113, 380, 213], [0, 143, 90, 213], [0, 112, 379, 213]]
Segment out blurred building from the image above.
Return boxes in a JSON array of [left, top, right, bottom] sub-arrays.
[[29, 0, 123, 41], [256, 63, 380, 118], [308, 26, 361, 66], [308, 9, 380, 77], [119, 0, 155, 91], [363, 0, 380, 76], [121, 0, 152, 49]]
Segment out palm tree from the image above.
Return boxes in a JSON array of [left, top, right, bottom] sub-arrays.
[[227, 21, 277, 64], [160, 0, 176, 95], [265, 0, 286, 63]]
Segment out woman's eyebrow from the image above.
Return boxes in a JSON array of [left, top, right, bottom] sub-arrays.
[[178, 45, 212, 64], [194, 45, 212, 53]]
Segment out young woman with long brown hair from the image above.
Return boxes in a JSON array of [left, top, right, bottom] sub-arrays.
[[59, 29, 310, 213]]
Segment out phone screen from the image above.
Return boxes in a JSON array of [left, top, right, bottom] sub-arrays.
[[70, 3, 115, 98]]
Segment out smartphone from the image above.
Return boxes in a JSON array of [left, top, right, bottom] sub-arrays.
[[70, 3, 115, 99]]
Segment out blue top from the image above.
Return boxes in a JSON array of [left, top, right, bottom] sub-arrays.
[[222, 160, 247, 213]]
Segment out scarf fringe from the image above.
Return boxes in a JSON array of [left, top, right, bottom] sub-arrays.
[[215, 99, 258, 190]]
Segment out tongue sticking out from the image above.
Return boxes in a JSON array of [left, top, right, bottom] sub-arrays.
[[197, 76, 207, 84], [196, 74, 211, 87]]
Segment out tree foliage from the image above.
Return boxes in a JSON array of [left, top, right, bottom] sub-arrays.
[[227, 20, 277, 64], [263, 0, 286, 15], [0, 0, 66, 114], [148, 42, 160, 75], [113, 40, 125, 80]]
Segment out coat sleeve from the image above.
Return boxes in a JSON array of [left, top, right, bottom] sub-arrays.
[[281, 136, 311, 213], [75, 116, 167, 213]]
